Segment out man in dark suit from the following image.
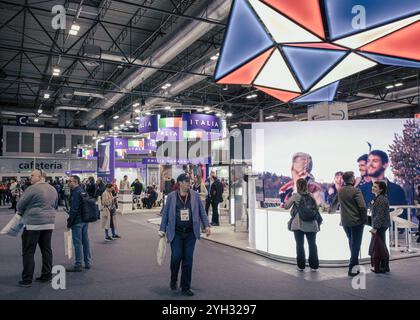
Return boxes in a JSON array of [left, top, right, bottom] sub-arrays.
[[330, 171, 367, 277], [360, 150, 407, 219], [207, 171, 224, 226]]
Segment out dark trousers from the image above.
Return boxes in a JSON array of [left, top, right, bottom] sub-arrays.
[[211, 200, 220, 224], [343, 224, 364, 271], [0, 192, 5, 206], [170, 232, 196, 290], [21, 229, 53, 282], [293, 231, 319, 269], [205, 197, 211, 216]]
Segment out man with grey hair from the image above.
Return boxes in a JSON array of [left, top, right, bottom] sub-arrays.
[[16, 169, 58, 287]]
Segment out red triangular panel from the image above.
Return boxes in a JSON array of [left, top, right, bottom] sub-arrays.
[[262, 0, 325, 39], [255, 86, 300, 102], [359, 21, 420, 61], [217, 47, 275, 85], [283, 43, 347, 51]]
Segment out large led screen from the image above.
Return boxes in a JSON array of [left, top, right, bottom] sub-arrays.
[[252, 119, 419, 211]]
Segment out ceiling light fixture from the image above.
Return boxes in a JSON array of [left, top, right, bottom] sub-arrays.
[[43, 93, 50, 99], [226, 112, 233, 117], [134, 109, 140, 113], [34, 118, 39, 123], [133, 102, 140, 107], [52, 68, 60, 76], [197, 108, 203, 112], [246, 94, 258, 99], [145, 112, 151, 115], [265, 115, 274, 119], [165, 106, 171, 110], [113, 115, 119, 119], [216, 113, 221, 116], [231, 124, 238, 128], [37, 109, 43, 114], [204, 106, 210, 111], [99, 124, 104, 129], [394, 83, 403, 87], [386, 85, 394, 89], [114, 126, 119, 130]]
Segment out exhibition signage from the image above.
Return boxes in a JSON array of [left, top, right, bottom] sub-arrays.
[[182, 113, 222, 132], [151, 127, 182, 141], [142, 157, 211, 165], [114, 138, 128, 149], [215, 0, 420, 103], [138, 115, 159, 134]]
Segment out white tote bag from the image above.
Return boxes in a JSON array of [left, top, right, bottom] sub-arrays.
[[64, 229, 73, 259], [156, 237, 167, 266], [0, 213, 24, 237]]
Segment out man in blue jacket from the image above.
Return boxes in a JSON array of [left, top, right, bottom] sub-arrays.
[[159, 173, 211, 296], [67, 175, 92, 272]]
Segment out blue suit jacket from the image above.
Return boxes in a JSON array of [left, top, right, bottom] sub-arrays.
[[160, 190, 210, 242]]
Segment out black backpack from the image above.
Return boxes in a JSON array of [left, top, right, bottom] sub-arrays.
[[80, 192, 99, 223], [297, 194, 319, 222]]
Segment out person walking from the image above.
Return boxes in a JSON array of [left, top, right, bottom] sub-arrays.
[[370, 180, 391, 273], [16, 170, 58, 287], [285, 178, 321, 272], [209, 172, 224, 226], [66, 175, 92, 272], [101, 184, 120, 241], [0, 182, 6, 206], [330, 171, 367, 276], [159, 173, 211, 296]]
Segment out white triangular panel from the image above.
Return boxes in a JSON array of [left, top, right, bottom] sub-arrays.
[[254, 49, 301, 92], [248, 0, 321, 43], [335, 14, 420, 49], [311, 53, 377, 91]]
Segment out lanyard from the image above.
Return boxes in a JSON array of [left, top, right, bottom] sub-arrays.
[[177, 191, 189, 209]]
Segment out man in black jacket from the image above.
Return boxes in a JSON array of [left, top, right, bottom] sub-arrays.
[[67, 175, 91, 272], [207, 171, 224, 226]]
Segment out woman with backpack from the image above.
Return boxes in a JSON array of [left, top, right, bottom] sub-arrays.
[[284, 178, 321, 271]]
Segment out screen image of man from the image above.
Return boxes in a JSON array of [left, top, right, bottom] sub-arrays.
[[360, 150, 407, 217], [355, 154, 371, 188]]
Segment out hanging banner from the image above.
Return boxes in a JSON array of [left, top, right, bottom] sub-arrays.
[[138, 115, 159, 134], [151, 127, 182, 141], [114, 138, 128, 149], [182, 113, 222, 132]]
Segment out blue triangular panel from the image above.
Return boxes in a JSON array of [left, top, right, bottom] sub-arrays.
[[214, 0, 274, 80], [292, 81, 339, 103], [324, 0, 420, 40], [282, 46, 346, 90], [359, 53, 420, 68]]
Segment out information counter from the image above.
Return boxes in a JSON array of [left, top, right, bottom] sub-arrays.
[[254, 208, 387, 266]]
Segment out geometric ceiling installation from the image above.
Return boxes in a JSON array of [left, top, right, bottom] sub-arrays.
[[215, 0, 420, 103]]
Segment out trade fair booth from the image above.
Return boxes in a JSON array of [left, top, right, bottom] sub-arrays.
[[246, 118, 419, 265]]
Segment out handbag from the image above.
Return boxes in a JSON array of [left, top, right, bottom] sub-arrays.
[[287, 206, 298, 231], [156, 236, 167, 266], [0, 213, 24, 237], [64, 229, 73, 259]]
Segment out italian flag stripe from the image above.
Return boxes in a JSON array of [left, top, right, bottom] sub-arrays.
[[159, 117, 182, 128]]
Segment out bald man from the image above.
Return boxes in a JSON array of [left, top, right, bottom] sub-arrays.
[[16, 170, 58, 287]]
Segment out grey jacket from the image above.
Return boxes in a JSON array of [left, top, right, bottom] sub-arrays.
[[331, 185, 367, 227], [17, 182, 58, 230], [285, 192, 319, 233]]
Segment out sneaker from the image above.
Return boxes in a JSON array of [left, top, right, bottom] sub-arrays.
[[310, 268, 318, 272], [18, 280, 32, 287], [84, 264, 91, 270], [112, 235, 121, 239], [105, 236, 113, 241], [210, 222, 219, 226], [66, 266, 83, 272], [297, 267, 304, 271], [348, 271, 360, 277], [181, 289, 194, 296], [35, 276, 52, 282]]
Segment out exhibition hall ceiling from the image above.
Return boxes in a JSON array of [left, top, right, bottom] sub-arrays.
[[0, 0, 419, 129]]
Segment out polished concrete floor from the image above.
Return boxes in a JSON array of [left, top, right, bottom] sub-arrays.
[[1, 206, 420, 300]]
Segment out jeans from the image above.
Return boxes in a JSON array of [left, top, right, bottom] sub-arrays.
[[21, 229, 53, 282], [105, 216, 116, 238], [170, 232, 196, 290], [343, 224, 364, 272], [71, 223, 91, 267], [293, 231, 319, 269]]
